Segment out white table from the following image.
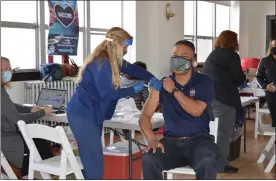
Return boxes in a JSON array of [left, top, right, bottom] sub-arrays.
[[239, 87, 265, 97], [41, 112, 164, 131], [240, 96, 260, 153]]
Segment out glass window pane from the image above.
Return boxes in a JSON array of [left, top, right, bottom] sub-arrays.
[[1, 28, 36, 69], [90, 1, 122, 29], [197, 1, 213, 36], [45, 0, 84, 27], [196, 39, 213, 63], [216, 4, 230, 37], [184, 36, 194, 43], [1, 1, 37, 23], [90, 34, 106, 52], [46, 30, 84, 66], [184, 1, 194, 36]]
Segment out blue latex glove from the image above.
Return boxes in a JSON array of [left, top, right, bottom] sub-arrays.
[[149, 77, 162, 91], [133, 81, 145, 93]]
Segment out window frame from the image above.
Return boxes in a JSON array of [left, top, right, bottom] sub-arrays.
[[1, 0, 126, 80], [184, 0, 231, 65]]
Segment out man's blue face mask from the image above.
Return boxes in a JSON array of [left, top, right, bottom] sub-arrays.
[[170, 56, 192, 71]]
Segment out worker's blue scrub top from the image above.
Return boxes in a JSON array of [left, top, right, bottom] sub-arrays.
[[67, 58, 154, 124]]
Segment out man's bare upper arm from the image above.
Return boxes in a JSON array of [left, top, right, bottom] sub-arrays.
[[141, 88, 160, 119]]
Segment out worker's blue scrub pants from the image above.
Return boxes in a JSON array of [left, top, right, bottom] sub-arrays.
[[67, 114, 104, 179]]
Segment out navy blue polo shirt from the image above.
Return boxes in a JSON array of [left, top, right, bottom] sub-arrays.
[[160, 71, 214, 137]]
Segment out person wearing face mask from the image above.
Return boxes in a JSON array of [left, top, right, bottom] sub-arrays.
[[66, 27, 161, 179], [139, 40, 219, 180], [202, 30, 246, 173], [256, 37, 276, 127], [1, 57, 54, 179]]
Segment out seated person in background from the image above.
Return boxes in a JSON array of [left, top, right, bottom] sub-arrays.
[[1, 57, 54, 179], [121, 61, 149, 110], [139, 40, 219, 180], [121, 61, 162, 112]]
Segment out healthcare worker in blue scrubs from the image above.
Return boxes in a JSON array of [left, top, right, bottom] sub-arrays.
[[66, 27, 161, 179]]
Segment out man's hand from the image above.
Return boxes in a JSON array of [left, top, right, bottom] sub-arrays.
[[143, 134, 165, 154], [31, 106, 43, 112], [266, 82, 276, 92], [162, 78, 176, 93]]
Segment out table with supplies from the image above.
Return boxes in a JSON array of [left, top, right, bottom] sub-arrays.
[[36, 96, 260, 178], [40, 98, 164, 179], [240, 96, 260, 153]]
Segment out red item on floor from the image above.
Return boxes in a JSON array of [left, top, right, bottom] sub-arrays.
[[103, 142, 142, 179], [155, 126, 164, 134]]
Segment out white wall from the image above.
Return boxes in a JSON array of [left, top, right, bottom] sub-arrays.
[[232, 1, 275, 59], [136, 1, 184, 78]]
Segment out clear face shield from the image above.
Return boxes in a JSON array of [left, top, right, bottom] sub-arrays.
[[122, 38, 133, 62]]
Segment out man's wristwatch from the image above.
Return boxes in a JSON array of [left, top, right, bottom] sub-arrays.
[[172, 87, 180, 96]]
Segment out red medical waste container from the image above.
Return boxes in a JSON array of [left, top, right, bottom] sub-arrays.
[[103, 142, 143, 179]]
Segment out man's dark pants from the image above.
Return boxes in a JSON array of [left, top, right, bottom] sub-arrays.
[[142, 134, 220, 180]]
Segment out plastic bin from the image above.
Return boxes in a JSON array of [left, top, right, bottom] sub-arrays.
[[228, 136, 241, 161], [103, 142, 143, 179]]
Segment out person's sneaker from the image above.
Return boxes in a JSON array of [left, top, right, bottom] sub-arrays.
[[218, 166, 239, 173]]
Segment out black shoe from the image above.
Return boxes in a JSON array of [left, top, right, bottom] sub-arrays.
[[218, 166, 238, 173]]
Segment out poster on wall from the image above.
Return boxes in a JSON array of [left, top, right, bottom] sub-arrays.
[[47, 0, 79, 55]]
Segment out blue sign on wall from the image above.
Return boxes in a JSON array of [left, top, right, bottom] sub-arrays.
[[47, 0, 79, 55]]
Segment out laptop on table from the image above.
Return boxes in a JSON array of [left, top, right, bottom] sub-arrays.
[[36, 88, 66, 114]]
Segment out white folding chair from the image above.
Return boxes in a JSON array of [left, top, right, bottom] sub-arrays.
[[257, 132, 275, 172], [162, 117, 219, 179], [1, 151, 18, 179], [254, 100, 271, 138], [17, 121, 84, 179]]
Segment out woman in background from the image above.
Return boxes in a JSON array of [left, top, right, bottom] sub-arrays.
[[202, 30, 246, 173], [66, 27, 161, 179], [256, 37, 276, 127], [1, 57, 53, 179]]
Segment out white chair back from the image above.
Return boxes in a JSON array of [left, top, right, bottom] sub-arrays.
[[1, 151, 17, 179], [209, 117, 219, 143], [17, 120, 84, 179]]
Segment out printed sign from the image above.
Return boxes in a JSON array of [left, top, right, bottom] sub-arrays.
[[47, 0, 79, 55]]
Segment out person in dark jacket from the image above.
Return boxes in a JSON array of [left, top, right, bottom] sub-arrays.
[[202, 30, 246, 173], [256, 37, 276, 127]]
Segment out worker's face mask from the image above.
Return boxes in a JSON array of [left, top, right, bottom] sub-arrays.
[[1, 71, 12, 83], [122, 39, 133, 62], [170, 56, 192, 75], [270, 47, 276, 55]]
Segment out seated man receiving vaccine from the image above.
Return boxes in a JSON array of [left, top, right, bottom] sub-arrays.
[[139, 40, 219, 180]]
